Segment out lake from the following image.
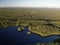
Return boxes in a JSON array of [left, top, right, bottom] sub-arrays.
[[0, 26, 59, 45]]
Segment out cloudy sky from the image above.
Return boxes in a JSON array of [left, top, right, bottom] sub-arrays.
[[0, 0, 60, 8]]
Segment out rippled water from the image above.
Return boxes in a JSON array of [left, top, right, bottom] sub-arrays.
[[0, 26, 60, 45]]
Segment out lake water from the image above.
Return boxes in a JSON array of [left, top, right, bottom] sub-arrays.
[[0, 26, 60, 45]]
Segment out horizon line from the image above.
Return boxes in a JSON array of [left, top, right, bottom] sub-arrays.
[[0, 7, 60, 9]]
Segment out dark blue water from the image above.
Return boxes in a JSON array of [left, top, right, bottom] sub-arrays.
[[0, 26, 60, 45]]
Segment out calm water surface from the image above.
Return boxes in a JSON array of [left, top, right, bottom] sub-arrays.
[[0, 26, 59, 45]]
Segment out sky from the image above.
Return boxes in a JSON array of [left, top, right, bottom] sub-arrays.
[[0, 0, 60, 8]]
